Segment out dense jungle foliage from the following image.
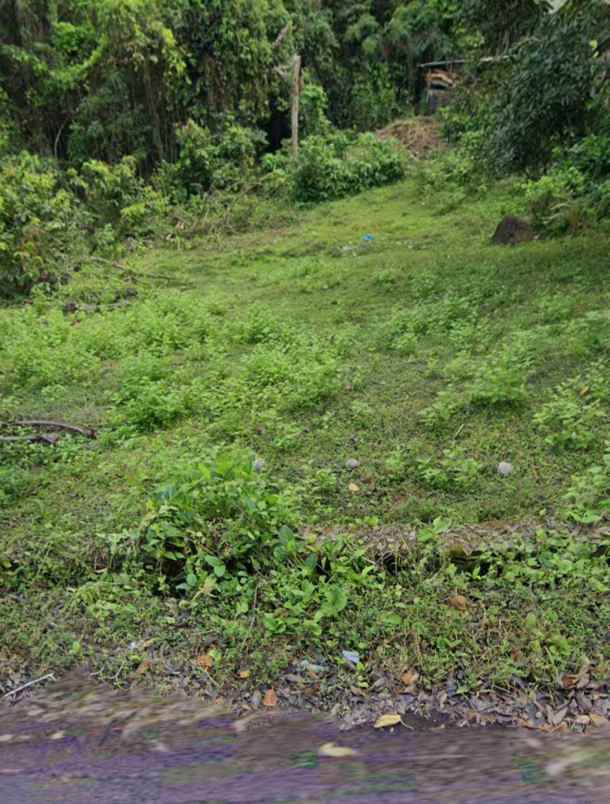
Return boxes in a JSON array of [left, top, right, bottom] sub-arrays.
[[1, 0, 609, 298]]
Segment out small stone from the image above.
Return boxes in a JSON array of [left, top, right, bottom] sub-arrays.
[[497, 462, 513, 477], [345, 459, 360, 471], [299, 660, 328, 674], [253, 458, 265, 473]]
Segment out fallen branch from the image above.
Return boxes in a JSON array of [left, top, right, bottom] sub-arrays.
[[16, 420, 97, 439], [0, 434, 59, 446], [3, 673, 56, 699], [88, 255, 193, 286]]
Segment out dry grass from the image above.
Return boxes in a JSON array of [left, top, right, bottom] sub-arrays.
[[377, 117, 447, 159]]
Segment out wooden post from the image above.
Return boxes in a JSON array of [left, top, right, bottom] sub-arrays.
[[291, 54, 301, 157]]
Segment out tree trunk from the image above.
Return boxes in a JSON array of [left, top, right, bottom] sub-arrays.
[[291, 54, 301, 157], [143, 62, 165, 164]]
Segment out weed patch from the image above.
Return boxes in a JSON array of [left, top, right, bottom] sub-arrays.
[[2, 179, 610, 706]]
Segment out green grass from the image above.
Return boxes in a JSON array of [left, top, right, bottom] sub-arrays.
[[1, 178, 610, 702]]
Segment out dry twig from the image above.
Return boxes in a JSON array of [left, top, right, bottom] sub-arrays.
[[3, 674, 56, 699], [88, 255, 193, 286]]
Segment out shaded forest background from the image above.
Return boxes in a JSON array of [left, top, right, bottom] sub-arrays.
[[0, 0, 577, 165], [1, 0, 609, 297]]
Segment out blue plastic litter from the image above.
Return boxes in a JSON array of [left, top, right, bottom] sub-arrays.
[[342, 650, 361, 667], [362, 234, 375, 242]]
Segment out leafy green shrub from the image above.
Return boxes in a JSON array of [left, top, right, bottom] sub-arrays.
[[120, 185, 170, 236], [525, 164, 588, 231], [469, 335, 535, 407], [473, 529, 610, 594], [0, 152, 86, 296], [588, 177, 610, 220], [112, 355, 194, 432], [120, 292, 212, 355], [4, 308, 101, 388], [413, 130, 487, 198], [243, 336, 341, 411], [419, 390, 463, 431], [392, 331, 419, 355], [536, 294, 576, 324], [384, 446, 408, 481], [484, 15, 596, 174], [439, 85, 487, 145], [379, 297, 473, 352], [0, 466, 31, 508], [0, 89, 19, 157], [291, 131, 405, 203], [76, 156, 168, 237], [523, 128, 610, 233], [231, 307, 292, 346], [103, 452, 382, 638], [1, 290, 214, 391], [373, 269, 399, 290], [78, 157, 141, 223], [169, 120, 266, 197], [579, 360, 610, 403], [299, 80, 332, 138], [533, 384, 604, 451], [415, 448, 482, 492], [563, 444, 610, 524], [567, 132, 610, 181], [310, 468, 338, 499], [120, 452, 299, 594], [470, 361, 529, 407], [564, 311, 610, 357]]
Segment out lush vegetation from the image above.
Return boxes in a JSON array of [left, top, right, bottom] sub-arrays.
[[1, 0, 610, 709], [2, 181, 610, 698], [2, 1, 610, 297]]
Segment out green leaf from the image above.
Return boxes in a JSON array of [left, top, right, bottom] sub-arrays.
[[323, 585, 348, 615]]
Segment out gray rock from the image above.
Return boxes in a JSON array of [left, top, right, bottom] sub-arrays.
[[253, 458, 265, 473], [345, 459, 360, 471], [491, 216, 535, 246], [497, 461, 513, 477]]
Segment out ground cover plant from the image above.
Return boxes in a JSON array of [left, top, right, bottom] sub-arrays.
[[2, 177, 610, 713]]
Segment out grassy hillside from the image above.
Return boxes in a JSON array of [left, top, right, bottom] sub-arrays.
[[2, 179, 610, 711]]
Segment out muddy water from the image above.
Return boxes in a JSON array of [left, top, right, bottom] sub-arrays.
[[1, 680, 610, 802]]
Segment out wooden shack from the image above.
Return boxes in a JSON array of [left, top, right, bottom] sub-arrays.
[[418, 59, 465, 114]]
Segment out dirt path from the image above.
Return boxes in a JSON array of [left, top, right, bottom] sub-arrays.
[[2, 680, 610, 802]]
